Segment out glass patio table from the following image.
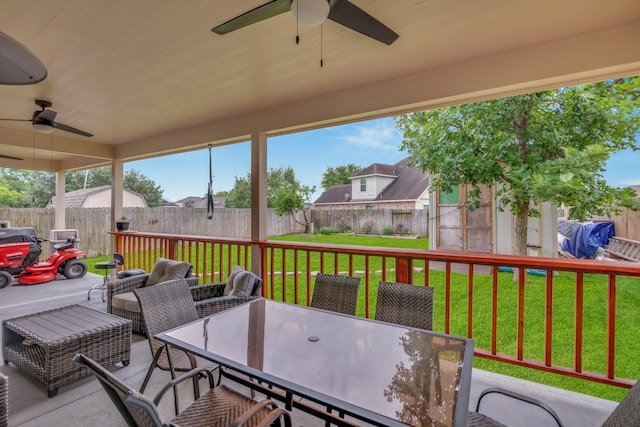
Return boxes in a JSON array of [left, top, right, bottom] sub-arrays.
[[156, 298, 474, 427]]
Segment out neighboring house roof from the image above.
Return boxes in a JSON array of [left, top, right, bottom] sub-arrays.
[[314, 158, 430, 204], [314, 184, 353, 204], [350, 162, 398, 179], [175, 196, 225, 208], [47, 186, 147, 208]]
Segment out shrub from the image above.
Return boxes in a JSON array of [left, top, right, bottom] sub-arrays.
[[336, 219, 351, 233], [360, 220, 376, 235], [394, 223, 406, 234], [319, 227, 339, 235], [381, 225, 394, 236]]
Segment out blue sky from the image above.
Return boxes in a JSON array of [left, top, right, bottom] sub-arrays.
[[126, 117, 640, 203]]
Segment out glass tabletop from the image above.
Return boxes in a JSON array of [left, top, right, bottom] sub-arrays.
[[161, 299, 473, 427]]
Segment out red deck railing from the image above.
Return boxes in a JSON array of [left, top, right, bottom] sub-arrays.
[[112, 231, 640, 389]]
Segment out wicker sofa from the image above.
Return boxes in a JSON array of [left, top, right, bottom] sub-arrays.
[[108, 262, 263, 334], [107, 258, 196, 334], [192, 267, 263, 318]]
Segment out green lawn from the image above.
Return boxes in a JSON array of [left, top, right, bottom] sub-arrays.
[[85, 233, 639, 401]]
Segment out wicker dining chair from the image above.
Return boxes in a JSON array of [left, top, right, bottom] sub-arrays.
[[374, 281, 434, 331], [73, 354, 292, 427], [133, 279, 215, 413], [601, 379, 640, 427], [310, 273, 361, 316], [467, 387, 563, 427]]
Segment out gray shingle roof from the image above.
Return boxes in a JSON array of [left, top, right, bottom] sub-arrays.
[[47, 186, 148, 208], [314, 158, 430, 204], [48, 186, 111, 208]]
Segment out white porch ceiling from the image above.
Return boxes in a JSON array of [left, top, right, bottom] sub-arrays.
[[0, 0, 638, 172]]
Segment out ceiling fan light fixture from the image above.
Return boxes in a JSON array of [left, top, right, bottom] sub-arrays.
[[291, 0, 330, 27], [32, 122, 53, 134]]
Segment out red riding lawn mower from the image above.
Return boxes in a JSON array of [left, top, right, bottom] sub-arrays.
[[0, 227, 88, 289]]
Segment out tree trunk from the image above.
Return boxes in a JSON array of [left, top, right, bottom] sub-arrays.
[[514, 203, 530, 256], [513, 199, 530, 282]]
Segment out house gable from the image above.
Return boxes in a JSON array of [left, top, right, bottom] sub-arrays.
[[314, 158, 430, 209]]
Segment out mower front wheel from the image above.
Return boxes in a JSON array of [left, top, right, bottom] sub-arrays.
[[0, 270, 13, 289], [63, 259, 88, 279]]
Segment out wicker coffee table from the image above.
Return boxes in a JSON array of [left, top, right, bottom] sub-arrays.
[[2, 304, 131, 397]]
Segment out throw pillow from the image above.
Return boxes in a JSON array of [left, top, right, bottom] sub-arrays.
[[223, 265, 245, 296], [146, 258, 191, 286], [229, 271, 256, 297]]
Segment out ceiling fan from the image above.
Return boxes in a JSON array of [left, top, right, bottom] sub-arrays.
[[212, 0, 398, 45], [0, 99, 93, 137]]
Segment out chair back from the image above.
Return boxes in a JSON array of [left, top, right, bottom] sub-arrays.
[[134, 279, 200, 366], [114, 253, 124, 266], [73, 354, 163, 427], [375, 281, 434, 331], [311, 273, 361, 316], [602, 380, 640, 427]]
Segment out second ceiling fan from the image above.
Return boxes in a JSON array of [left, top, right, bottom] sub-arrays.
[[212, 0, 398, 45]]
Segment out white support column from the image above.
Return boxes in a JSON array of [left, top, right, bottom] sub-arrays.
[[111, 160, 124, 226], [54, 171, 66, 229], [250, 132, 268, 277], [110, 160, 124, 258]]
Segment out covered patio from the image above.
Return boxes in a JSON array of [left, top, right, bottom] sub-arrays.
[[0, 273, 619, 426], [0, 1, 639, 426]]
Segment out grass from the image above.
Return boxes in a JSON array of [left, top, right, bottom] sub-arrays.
[[84, 233, 640, 401]]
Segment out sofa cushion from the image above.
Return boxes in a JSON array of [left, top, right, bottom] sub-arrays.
[[111, 292, 141, 313], [146, 258, 191, 286], [229, 271, 257, 297], [223, 265, 245, 296]]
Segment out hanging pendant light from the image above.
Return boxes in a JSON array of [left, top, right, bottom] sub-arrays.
[[291, 0, 330, 27]]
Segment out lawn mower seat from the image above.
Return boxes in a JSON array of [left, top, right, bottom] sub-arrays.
[[53, 237, 78, 251]]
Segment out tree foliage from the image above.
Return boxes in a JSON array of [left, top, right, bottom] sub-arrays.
[[225, 166, 316, 232], [321, 164, 362, 189], [0, 166, 165, 208], [396, 77, 640, 255], [225, 175, 251, 208]]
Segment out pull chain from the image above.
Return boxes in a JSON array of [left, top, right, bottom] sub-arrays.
[[320, 24, 324, 67], [295, 0, 300, 44]]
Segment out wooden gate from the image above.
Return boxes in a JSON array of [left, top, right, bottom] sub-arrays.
[[436, 185, 492, 252]]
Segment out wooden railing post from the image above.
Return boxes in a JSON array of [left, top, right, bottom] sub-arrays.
[[395, 257, 413, 284]]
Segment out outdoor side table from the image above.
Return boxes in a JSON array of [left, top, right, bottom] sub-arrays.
[[2, 304, 131, 397]]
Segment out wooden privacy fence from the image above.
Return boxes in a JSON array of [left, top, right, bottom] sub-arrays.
[[311, 209, 429, 236], [591, 207, 640, 242], [0, 207, 305, 257]]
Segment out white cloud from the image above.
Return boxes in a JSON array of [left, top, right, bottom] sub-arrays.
[[339, 118, 402, 151]]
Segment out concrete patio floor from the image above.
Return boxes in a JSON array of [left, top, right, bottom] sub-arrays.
[[0, 273, 619, 426]]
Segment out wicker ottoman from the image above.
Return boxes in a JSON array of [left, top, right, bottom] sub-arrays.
[[2, 304, 131, 397]]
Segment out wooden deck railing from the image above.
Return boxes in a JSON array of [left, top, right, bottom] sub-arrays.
[[111, 231, 640, 389]]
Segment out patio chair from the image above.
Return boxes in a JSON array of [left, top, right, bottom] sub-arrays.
[[107, 257, 197, 334], [0, 373, 7, 427], [191, 265, 264, 317], [310, 273, 361, 316], [601, 379, 640, 427], [374, 280, 434, 330], [133, 278, 213, 413], [73, 353, 292, 427], [467, 387, 564, 426]]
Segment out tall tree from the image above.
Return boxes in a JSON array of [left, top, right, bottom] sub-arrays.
[[0, 165, 165, 207], [272, 184, 316, 233], [396, 77, 640, 256], [226, 166, 309, 209], [123, 169, 164, 207], [321, 164, 362, 189], [225, 175, 252, 208]]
